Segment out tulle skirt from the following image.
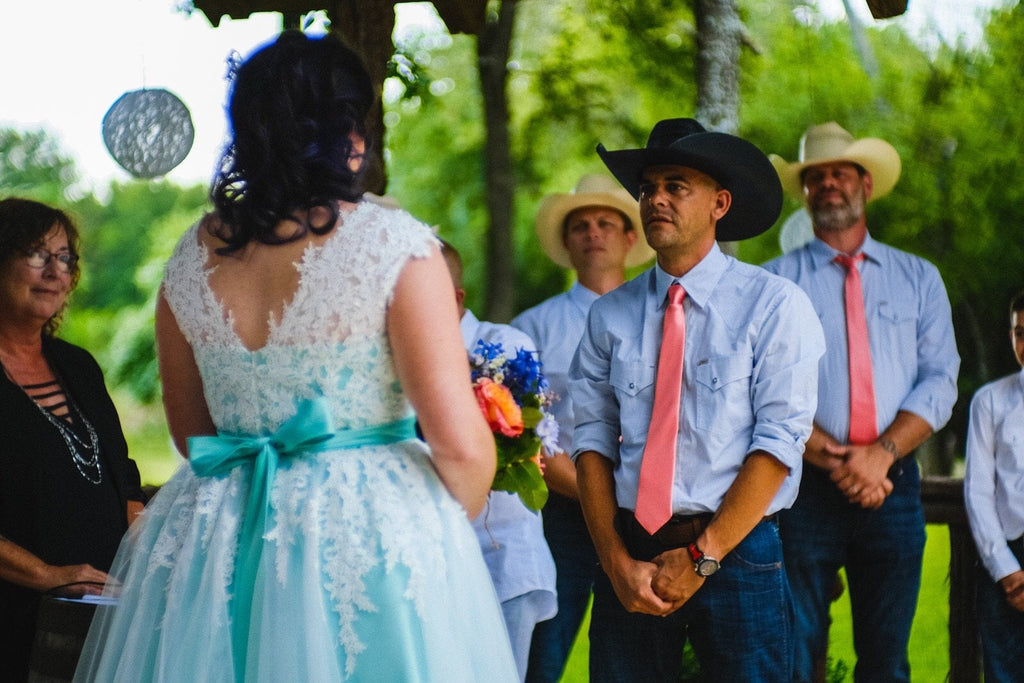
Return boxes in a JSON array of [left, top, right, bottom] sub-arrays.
[[74, 445, 518, 682]]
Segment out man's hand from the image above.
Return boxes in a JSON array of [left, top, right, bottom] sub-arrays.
[[604, 553, 684, 617], [827, 442, 893, 509], [651, 547, 704, 605], [999, 570, 1024, 612], [803, 437, 846, 473]]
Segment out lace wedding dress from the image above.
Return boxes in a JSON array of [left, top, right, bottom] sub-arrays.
[[74, 201, 518, 682]]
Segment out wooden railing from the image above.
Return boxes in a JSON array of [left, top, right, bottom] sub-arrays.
[[920, 476, 981, 682]]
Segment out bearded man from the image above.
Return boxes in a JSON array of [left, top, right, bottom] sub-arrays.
[[763, 122, 960, 682]]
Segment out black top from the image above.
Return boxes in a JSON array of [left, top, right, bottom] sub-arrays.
[[0, 336, 145, 680]]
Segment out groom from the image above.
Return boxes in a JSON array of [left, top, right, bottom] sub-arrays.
[[570, 119, 824, 680]]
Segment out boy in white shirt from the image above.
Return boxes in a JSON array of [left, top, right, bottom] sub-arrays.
[[964, 289, 1024, 681]]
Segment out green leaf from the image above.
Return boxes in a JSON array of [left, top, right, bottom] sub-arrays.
[[493, 460, 548, 512]]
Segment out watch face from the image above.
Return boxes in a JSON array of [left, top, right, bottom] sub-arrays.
[[696, 557, 720, 577]]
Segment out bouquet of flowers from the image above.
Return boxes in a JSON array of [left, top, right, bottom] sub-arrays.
[[470, 340, 559, 512]]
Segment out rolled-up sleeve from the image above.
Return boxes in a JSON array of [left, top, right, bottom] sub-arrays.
[[569, 310, 622, 466], [748, 284, 825, 471], [900, 264, 960, 431]]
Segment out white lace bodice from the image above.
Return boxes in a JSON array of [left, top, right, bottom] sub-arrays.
[[161, 201, 438, 435]]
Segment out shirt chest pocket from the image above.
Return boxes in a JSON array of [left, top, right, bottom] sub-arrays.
[[874, 302, 917, 347], [694, 353, 753, 434], [609, 359, 655, 399], [609, 359, 656, 445]]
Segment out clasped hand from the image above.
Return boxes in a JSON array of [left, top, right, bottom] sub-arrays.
[[607, 550, 703, 617], [821, 442, 893, 509]]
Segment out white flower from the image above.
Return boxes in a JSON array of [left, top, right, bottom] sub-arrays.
[[536, 413, 560, 455]]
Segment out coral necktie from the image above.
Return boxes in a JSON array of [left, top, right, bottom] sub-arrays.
[[835, 254, 878, 444], [636, 282, 686, 534]]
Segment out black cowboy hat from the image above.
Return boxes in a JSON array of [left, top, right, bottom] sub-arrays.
[[596, 118, 783, 241]]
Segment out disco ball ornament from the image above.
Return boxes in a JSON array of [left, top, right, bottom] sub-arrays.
[[102, 88, 194, 178]]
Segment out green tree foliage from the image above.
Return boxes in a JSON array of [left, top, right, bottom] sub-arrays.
[[0, 129, 81, 205], [68, 182, 207, 403]]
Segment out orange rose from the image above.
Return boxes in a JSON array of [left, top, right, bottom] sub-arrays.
[[473, 378, 524, 437]]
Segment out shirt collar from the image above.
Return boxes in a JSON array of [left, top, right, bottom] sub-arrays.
[[568, 281, 601, 309], [807, 231, 880, 271], [653, 242, 726, 309]]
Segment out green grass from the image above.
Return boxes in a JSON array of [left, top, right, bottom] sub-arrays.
[[113, 397, 954, 682], [558, 526, 952, 682]]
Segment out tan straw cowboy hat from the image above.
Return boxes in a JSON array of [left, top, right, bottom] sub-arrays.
[[534, 174, 654, 269], [770, 122, 902, 202]]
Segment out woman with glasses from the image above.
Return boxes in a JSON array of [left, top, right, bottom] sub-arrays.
[[0, 197, 146, 681]]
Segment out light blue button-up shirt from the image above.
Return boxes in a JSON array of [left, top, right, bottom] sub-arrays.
[[511, 282, 600, 457], [763, 234, 960, 442], [460, 309, 558, 614], [965, 369, 1024, 582], [569, 244, 825, 515]]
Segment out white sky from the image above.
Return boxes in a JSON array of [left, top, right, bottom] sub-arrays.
[[0, 0, 1007, 193]]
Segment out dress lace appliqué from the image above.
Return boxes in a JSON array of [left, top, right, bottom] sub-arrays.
[[158, 202, 456, 673]]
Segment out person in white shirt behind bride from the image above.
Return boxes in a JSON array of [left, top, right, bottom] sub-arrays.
[[441, 239, 557, 682]]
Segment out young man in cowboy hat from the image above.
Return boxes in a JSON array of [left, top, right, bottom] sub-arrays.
[[569, 118, 824, 680], [510, 173, 653, 683], [764, 122, 960, 682]]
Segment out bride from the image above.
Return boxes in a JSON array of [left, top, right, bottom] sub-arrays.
[[75, 31, 517, 682]]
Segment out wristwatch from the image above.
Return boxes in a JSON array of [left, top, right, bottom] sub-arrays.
[[687, 542, 720, 577]]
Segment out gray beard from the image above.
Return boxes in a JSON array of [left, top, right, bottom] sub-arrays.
[[811, 201, 863, 233]]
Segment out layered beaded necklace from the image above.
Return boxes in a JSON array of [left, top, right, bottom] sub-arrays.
[[19, 378, 104, 485]]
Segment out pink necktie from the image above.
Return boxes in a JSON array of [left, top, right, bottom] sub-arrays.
[[636, 283, 686, 534], [835, 254, 878, 444]]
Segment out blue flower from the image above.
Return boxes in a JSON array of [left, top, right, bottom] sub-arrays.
[[468, 339, 559, 511]]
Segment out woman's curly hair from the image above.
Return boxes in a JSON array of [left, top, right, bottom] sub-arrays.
[[209, 31, 375, 253]]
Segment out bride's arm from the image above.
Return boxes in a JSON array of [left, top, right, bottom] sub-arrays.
[[387, 248, 496, 519], [156, 289, 217, 457]]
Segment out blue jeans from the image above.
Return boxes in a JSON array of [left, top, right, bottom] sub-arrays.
[[975, 536, 1024, 682], [781, 459, 925, 683], [526, 493, 599, 683], [588, 519, 792, 682]]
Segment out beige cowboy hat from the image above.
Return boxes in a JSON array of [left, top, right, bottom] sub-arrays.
[[534, 174, 654, 269], [770, 122, 901, 202]]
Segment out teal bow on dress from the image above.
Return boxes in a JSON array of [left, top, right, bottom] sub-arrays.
[[188, 398, 417, 681]]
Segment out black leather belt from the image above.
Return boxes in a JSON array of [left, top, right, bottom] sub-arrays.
[[615, 508, 776, 561], [616, 508, 713, 561]]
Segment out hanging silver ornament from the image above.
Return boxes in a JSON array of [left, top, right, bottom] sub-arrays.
[[102, 88, 194, 179]]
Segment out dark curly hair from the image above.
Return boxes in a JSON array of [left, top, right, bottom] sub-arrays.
[[209, 31, 376, 253], [0, 197, 82, 336]]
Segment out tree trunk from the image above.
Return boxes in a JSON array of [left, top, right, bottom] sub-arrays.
[[693, 0, 741, 134], [327, 0, 396, 195], [693, 0, 742, 255], [477, 0, 518, 322]]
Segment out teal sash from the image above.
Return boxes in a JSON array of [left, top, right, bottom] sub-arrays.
[[188, 398, 417, 681]]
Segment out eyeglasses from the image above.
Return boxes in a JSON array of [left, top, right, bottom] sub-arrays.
[[23, 248, 78, 273]]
